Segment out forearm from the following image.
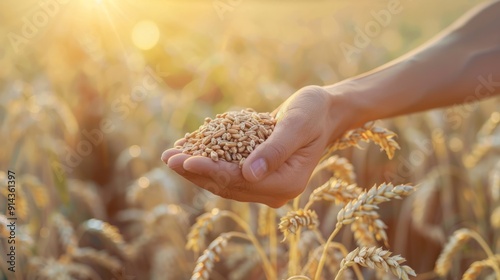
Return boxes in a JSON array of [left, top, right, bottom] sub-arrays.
[[325, 0, 500, 129]]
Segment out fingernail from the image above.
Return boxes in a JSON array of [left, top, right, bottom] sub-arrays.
[[250, 158, 267, 180]]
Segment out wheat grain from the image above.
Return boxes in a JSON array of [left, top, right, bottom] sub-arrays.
[[279, 209, 319, 241], [190, 233, 230, 280], [434, 228, 473, 277], [339, 247, 416, 280], [179, 109, 276, 167]]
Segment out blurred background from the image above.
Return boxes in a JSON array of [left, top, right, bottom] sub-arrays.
[[0, 0, 498, 279]]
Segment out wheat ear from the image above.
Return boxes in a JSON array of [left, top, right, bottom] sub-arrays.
[[434, 229, 473, 277], [462, 256, 500, 280], [279, 209, 319, 241], [315, 183, 415, 280], [186, 208, 222, 254], [351, 217, 388, 247], [336, 247, 416, 280], [326, 123, 400, 160], [313, 155, 356, 184], [305, 179, 362, 210], [336, 183, 415, 227]]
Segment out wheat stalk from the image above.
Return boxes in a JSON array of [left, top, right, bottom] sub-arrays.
[[190, 232, 236, 280], [490, 161, 500, 202], [336, 183, 415, 227], [336, 247, 416, 280], [314, 183, 415, 280], [279, 209, 319, 241], [434, 228, 500, 278], [187, 209, 276, 279], [186, 208, 222, 254], [492, 206, 500, 229], [434, 229, 473, 276]]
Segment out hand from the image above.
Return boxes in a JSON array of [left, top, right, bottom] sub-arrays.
[[161, 86, 354, 208]]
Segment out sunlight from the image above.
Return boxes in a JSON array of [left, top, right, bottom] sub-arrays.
[[131, 20, 160, 51]]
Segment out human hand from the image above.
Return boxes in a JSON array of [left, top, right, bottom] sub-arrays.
[[161, 85, 355, 208]]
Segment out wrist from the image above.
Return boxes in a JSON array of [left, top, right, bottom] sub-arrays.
[[321, 82, 371, 144]]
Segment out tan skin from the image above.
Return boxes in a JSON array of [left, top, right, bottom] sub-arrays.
[[162, 0, 500, 208]]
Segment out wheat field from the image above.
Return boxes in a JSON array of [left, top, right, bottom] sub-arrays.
[[0, 0, 499, 279]]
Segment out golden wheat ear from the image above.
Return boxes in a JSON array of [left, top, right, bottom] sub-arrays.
[[279, 209, 319, 241], [462, 256, 500, 280], [338, 247, 416, 280], [326, 123, 400, 160], [190, 233, 231, 280], [434, 229, 474, 277]]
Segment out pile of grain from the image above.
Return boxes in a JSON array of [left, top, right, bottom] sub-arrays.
[[177, 109, 276, 167]]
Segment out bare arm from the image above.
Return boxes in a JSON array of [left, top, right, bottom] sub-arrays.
[[327, 0, 500, 130]]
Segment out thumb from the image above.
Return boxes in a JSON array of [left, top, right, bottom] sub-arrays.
[[242, 115, 305, 182]]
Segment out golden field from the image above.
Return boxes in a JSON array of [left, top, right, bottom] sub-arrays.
[[0, 0, 498, 279]]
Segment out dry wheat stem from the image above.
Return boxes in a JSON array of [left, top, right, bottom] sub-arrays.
[[178, 108, 276, 167], [335, 247, 416, 280], [279, 209, 319, 241]]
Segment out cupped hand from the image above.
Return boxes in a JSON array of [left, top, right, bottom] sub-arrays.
[[161, 86, 352, 208]]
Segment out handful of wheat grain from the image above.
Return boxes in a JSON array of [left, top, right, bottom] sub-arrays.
[[177, 108, 276, 167]]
